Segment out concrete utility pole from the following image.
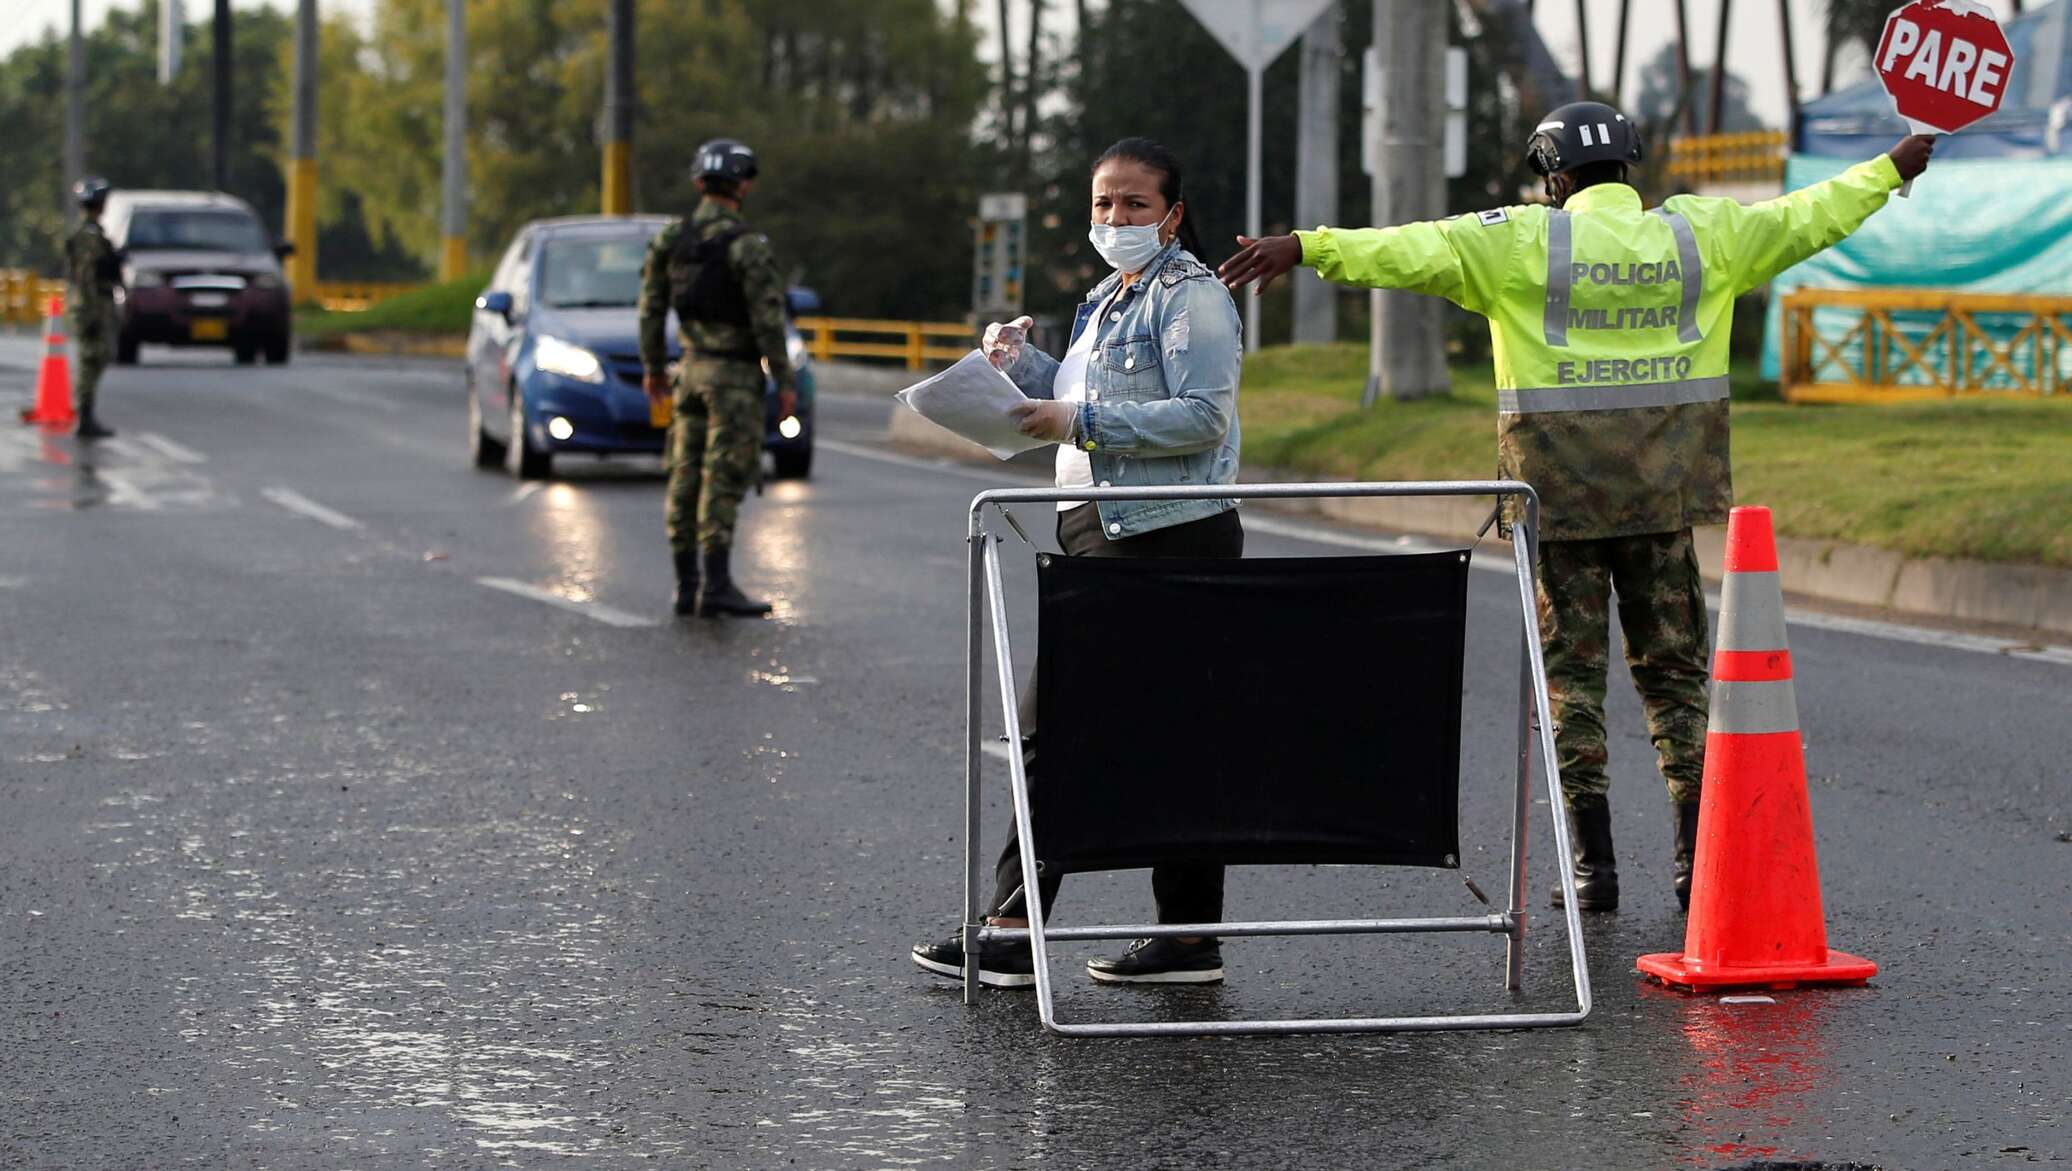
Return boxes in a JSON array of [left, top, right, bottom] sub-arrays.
[[441, 0, 467, 279], [601, 0, 633, 215], [1367, 0, 1448, 402], [1572, 0, 1592, 98], [213, 0, 231, 193], [1674, 0, 1697, 136], [160, 0, 183, 85], [1709, 0, 1734, 134], [1612, 0, 1632, 105], [67, 0, 83, 219], [287, 0, 318, 296], [1293, 3, 1340, 345]]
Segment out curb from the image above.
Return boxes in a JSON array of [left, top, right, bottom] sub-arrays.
[[887, 403, 2072, 638], [303, 332, 467, 359]]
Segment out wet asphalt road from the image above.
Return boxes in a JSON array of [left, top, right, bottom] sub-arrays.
[[0, 338, 2066, 1170]]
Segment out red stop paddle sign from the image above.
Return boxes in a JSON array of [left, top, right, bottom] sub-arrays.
[[1875, 0, 2015, 134]]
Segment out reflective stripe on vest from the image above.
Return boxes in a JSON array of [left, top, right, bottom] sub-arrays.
[[1497, 375, 1730, 414], [1543, 210, 1572, 347], [1650, 208, 1706, 345]]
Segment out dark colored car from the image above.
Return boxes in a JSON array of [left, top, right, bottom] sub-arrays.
[[105, 190, 294, 365], [464, 215, 816, 480]]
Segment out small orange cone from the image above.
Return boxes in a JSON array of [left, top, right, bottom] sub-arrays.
[[21, 294, 76, 428], [1636, 506, 1877, 993]]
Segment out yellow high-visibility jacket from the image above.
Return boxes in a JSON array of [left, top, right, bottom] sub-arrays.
[[1296, 155, 1904, 540]]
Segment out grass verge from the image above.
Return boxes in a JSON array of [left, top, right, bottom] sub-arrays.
[[1239, 343, 2072, 568], [296, 272, 489, 340]]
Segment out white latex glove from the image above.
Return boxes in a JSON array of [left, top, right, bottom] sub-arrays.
[[1008, 400, 1078, 442], [982, 315, 1034, 371]]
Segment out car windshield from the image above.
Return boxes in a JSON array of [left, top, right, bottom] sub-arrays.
[[125, 209, 270, 253], [537, 233, 656, 309]]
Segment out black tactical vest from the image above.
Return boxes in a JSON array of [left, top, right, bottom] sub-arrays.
[[668, 226, 751, 329]]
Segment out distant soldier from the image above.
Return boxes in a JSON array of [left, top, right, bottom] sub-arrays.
[[1221, 102, 1936, 912], [64, 177, 121, 440], [637, 138, 799, 618]]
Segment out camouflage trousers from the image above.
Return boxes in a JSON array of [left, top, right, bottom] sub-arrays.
[[1535, 528, 1709, 806], [70, 314, 109, 415], [665, 358, 763, 554]]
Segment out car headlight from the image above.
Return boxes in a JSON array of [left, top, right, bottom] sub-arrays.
[[786, 331, 809, 370], [130, 269, 165, 288], [249, 271, 283, 289], [534, 335, 604, 383]]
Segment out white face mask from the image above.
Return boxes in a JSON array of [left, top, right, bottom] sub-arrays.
[[1088, 206, 1176, 273]]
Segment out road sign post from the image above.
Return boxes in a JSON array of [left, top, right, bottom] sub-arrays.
[[1874, 0, 2015, 194], [1179, 0, 1335, 353]]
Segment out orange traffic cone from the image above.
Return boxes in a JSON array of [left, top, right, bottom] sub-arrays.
[[1636, 506, 1877, 993], [21, 294, 76, 429]]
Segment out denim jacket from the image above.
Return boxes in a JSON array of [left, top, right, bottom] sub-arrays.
[[1002, 241, 1243, 540]]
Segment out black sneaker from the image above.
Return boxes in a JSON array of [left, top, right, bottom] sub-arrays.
[[1087, 936, 1224, 984], [911, 931, 1036, 989]]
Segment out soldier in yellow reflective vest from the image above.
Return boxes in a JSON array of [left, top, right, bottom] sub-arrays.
[[1221, 101, 1936, 912]]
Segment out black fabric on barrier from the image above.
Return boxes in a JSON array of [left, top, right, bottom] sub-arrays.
[[1031, 550, 1469, 875]]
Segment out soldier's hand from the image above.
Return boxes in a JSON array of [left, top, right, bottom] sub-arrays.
[[778, 388, 799, 420], [1008, 400, 1077, 442], [1888, 134, 1936, 182], [982, 315, 1033, 370], [642, 371, 670, 401], [1218, 234, 1303, 295]]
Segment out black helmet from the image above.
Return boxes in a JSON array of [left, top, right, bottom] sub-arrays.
[[1524, 102, 1644, 177], [73, 176, 112, 209], [693, 138, 758, 183]]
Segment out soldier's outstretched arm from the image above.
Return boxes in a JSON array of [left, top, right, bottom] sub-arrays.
[[636, 223, 677, 395], [732, 232, 798, 399], [1693, 135, 1935, 297]]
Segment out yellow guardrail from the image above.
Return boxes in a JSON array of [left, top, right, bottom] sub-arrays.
[[311, 280, 419, 312], [1667, 130, 1790, 185], [1781, 287, 2072, 403], [1, 269, 65, 326], [796, 316, 972, 371]]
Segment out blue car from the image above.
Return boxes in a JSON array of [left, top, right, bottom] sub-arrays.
[[465, 214, 817, 480]]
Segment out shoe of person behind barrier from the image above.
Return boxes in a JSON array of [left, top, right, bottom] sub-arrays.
[[1672, 800, 1700, 912], [1087, 936, 1224, 984], [911, 931, 1035, 989], [1549, 795, 1619, 911]]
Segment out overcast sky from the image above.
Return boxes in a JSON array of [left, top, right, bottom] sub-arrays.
[[7, 0, 1878, 129]]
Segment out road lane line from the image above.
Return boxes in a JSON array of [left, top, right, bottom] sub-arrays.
[[260, 486, 365, 531], [134, 431, 208, 464], [303, 383, 405, 414], [819, 438, 2068, 664], [475, 577, 659, 628], [508, 482, 545, 505]]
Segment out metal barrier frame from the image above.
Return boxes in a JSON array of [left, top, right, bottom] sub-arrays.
[[958, 480, 1592, 1037]]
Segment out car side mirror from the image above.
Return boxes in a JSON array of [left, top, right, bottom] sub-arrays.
[[274, 241, 297, 260], [784, 287, 822, 317], [476, 290, 514, 320]]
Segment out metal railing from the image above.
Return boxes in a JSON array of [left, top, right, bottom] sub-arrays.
[[1781, 287, 2072, 403], [310, 280, 420, 312], [1666, 129, 1790, 185], [1, 270, 65, 326], [795, 315, 972, 370]]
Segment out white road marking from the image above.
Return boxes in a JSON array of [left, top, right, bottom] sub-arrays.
[[981, 740, 1012, 763], [819, 438, 2069, 665], [475, 576, 658, 628], [303, 383, 404, 414], [260, 486, 365, 531], [507, 482, 545, 505], [133, 431, 207, 464]]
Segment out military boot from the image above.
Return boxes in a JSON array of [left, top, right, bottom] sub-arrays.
[[697, 547, 773, 618], [1672, 800, 1701, 911], [671, 550, 701, 617], [1549, 795, 1619, 911], [75, 410, 115, 440]]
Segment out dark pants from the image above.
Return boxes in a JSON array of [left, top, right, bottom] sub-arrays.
[[987, 504, 1245, 924]]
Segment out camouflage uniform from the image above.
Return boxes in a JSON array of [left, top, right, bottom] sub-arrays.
[[64, 218, 119, 416], [637, 201, 798, 554]]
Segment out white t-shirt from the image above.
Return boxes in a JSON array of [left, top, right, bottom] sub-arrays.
[[1051, 296, 1115, 512]]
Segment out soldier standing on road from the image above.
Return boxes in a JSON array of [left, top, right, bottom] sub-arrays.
[[1219, 103, 1935, 912], [64, 177, 121, 441], [637, 138, 800, 618]]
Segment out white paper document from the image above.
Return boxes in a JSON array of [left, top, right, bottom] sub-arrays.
[[894, 349, 1050, 460]]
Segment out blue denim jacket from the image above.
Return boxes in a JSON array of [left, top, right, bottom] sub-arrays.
[[1002, 241, 1243, 540]]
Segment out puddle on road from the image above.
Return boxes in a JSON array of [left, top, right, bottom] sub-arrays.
[[0, 428, 227, 513]]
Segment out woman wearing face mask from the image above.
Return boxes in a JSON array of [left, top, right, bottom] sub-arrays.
[[912, 137, 1245, 990]]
